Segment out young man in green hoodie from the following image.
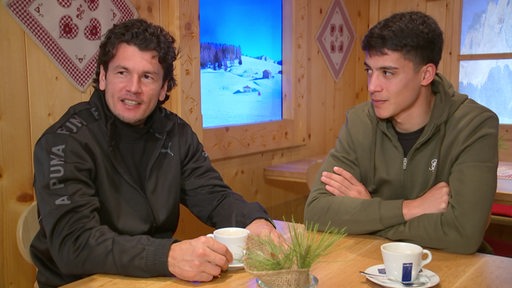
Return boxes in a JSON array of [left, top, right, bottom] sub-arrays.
[[305, 11, 499, 254]]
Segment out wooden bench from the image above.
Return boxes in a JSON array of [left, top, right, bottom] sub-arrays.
[[263, 155, 325, 183]]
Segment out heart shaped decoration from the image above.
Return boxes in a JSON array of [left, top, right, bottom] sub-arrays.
[[85, 0, 100, 11], [57, 0, 72, 8], [59, 15, 79, 39], [84, 18, 102, 41]]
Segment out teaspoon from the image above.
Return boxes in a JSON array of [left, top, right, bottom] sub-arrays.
[[360, 271, 428, 287]]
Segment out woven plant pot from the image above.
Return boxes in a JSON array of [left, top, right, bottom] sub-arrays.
[[246, 267, 311, 288]]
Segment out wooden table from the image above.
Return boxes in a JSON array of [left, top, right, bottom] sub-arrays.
[[62, 221, 512, 288]]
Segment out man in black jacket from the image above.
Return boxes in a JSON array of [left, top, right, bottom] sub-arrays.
[[31, 18, 278, 287]]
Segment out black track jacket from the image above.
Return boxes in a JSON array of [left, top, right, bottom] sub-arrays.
[[31, 89, 270, 287]]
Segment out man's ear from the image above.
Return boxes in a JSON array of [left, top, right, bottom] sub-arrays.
[[99, 65, 107, 90], [159, 81, 168, 101], [420, 63, 436, 86]]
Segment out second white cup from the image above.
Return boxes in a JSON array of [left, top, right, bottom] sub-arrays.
[[381, 242, 432, 283], [208, 227, 250, 265]]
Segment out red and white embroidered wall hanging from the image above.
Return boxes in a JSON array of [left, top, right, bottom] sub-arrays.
[[316, 0, 355, 81], [5, 0, 138, 91]]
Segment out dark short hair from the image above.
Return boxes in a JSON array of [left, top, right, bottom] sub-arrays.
[[361, 11, 443, 68], [92, 18, 178, 104]]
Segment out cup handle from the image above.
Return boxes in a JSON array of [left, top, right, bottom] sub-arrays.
[[421, 249, 432, 267], [207, 233, 214, 238]]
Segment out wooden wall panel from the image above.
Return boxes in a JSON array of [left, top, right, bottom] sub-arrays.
[[332, 0, 371, 148], [310, 0, 338, 151], [1, 4, 37, 288], [3, 1, 506, 287], [27, 41, 86, 147]]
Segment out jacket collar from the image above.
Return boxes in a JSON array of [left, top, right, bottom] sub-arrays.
[[88, 88, 173, 139]]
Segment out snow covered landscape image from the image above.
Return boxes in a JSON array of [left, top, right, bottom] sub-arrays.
[[459, 0, 512, 123], [200, 0, 282, 128], [201, 55, 282, 128]]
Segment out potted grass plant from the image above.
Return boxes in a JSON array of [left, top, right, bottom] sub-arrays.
[[244, 221, 346, 288]]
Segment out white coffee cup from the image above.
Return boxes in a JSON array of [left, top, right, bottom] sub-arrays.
[[208, 227, 250, 265], [381, 242, 432, 283]]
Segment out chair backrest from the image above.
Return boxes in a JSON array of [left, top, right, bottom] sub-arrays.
[[17, 201, 39, 264], [306, 161, 323, 190]]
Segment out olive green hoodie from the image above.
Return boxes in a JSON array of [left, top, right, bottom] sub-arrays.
[[304, 73, 499, 254]]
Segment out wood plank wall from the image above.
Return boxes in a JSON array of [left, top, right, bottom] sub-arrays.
[[1, 1, 508, 287]]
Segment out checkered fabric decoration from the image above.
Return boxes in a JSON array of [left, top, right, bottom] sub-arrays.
[[5, 0, 138, 91]]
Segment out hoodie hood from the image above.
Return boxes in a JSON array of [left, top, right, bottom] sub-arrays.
[[429, 73, 469, 125]]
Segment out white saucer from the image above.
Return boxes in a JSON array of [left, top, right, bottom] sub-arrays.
[[228, 262, 244, 270], [363, 264, 440, 287]]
